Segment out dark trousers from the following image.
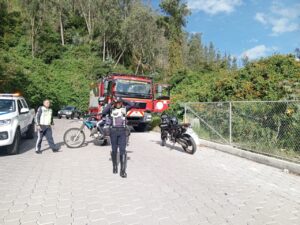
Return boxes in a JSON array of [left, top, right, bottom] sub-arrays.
[[36, 126, 57, 151], [110, 127, 127, 155]]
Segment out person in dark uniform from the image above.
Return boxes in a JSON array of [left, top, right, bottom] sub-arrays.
[[101, 97, 135, 178]]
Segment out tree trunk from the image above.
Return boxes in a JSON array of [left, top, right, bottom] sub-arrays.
[[79, 0, 92, 38], [30, 17, 35, 58], [88, 0, 92, 39], [59, 7, 65, 46], [102, 34, 106, 62], [135, 57, 142, 75], [114, 48, 126, 68]]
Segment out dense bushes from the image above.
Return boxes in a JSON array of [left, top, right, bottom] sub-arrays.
[[171, 55, 300, 106]]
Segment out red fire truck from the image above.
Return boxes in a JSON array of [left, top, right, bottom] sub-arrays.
[[89, 73, 170, 131]]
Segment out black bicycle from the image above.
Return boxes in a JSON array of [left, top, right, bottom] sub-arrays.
[[160, 114, 197, 154]]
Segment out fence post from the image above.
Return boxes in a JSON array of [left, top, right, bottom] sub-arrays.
[[229, 102, 232, 145]]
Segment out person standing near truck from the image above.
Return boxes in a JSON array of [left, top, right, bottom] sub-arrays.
[[101, 97, 135, 178], [35, 99, 59, 154]]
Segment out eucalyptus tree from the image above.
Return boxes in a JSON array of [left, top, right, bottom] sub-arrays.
[[159, 0, 190, 75], [121, 2, 164, 74], [21, 0, 45, 57], [186, 33, 205, 70], [76, 0, 98, 40]]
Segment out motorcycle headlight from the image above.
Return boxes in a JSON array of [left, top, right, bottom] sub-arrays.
[[0, 119, 12, 126]]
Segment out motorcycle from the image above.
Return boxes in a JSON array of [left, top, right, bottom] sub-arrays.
[[159, 114, 197, 154], [63, 115, 110, 148]]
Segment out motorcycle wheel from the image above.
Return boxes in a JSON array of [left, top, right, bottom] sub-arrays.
[[64, 128, 85, 148], [161, 131, 167, 146], [182, 135, 197, 154]]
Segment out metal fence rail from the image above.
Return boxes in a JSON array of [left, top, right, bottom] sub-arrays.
[[184, 101, 300, 163]]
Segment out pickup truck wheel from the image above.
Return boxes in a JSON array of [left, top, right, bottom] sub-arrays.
[[25, 121, 35, 139], [7, 129, 20, 155]]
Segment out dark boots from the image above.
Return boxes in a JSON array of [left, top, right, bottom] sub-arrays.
[[120, 153, 127, 178], [111, 151, 118, 174], [111, 151, 127, 178]]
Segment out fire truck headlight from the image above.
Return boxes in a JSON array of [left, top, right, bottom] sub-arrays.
[[156, 102, 164, 110]]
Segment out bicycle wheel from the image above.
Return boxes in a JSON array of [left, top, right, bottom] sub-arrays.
[[63, 128, 85, 148]]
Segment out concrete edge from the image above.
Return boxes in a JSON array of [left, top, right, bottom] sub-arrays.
[[198, 139, 300, 175]]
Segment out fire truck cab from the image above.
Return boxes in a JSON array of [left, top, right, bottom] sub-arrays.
[[89, 73, 170, 131]]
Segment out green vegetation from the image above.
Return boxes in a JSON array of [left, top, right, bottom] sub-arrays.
[[187, 101, 300, 162], [0, 0, 299, 112]]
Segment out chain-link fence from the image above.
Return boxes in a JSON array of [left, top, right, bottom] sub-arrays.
[[184, 101, 300, 163]]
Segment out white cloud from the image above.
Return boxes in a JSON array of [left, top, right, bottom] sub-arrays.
[[254, 13, 267, 24], [188, 0, 242, 15], [241, 45, 277, 60], [255, 3, 300, 35]]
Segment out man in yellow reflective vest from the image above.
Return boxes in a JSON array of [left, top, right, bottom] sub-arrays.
[[35, 99, 59, 154]]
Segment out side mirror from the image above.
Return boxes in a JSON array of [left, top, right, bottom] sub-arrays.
[[157, 85, 162, 96], [20, 108, 29, 114]]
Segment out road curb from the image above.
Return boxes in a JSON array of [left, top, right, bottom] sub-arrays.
[[198, 139, 300, 175]]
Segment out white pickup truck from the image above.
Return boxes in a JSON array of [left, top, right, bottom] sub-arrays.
[[0, 94, 35, 154]]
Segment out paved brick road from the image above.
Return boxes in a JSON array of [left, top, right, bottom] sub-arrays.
[[0, 119, 299, 225]]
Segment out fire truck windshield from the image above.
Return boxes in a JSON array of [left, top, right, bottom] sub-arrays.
[[115, 80, 152, 99]]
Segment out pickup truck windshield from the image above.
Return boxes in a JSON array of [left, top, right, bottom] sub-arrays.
[[116, 80, 152, 99], [0, 100, 16, 113]]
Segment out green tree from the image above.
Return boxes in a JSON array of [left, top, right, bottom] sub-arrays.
[[159, 0, 190, 76], [122, 2, 163, 74], [186, 33, 204, 70]]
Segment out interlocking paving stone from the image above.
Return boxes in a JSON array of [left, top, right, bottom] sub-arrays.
[[3, 220, 21, 225], [20, 212, 40, 224], [4, 212, 23, 222], [37, 214, 56, 225], [55, 215, 72, 225], [72, 209, 88, 219], [0, 119, 299, 225]]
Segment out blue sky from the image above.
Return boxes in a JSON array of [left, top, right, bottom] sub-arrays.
[[149, 0, 300, 61]]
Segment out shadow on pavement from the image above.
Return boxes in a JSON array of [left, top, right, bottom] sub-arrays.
[[0, 135, 39, 156], [0, 138, 66, 157], [39, 141, 65, 153], [152, 140, 186, 154]]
